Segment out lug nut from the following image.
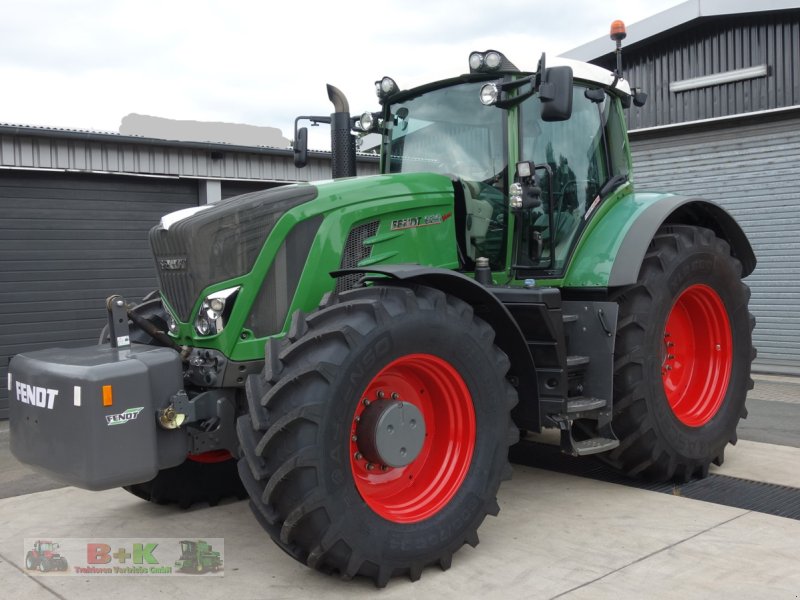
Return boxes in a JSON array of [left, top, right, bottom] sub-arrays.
[[391, 392, 399, 400], [366, 463, 375, 471], [351, 435, 358, 442], [380, 465, 389, 471], [354, 415, 360, 423], [362, 398, 370, 406], [377, 390, 385, 399], [354, 452, 362, 460]]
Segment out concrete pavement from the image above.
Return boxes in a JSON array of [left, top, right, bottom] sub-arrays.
[[1, 438, 799, 599], [1, 374, 799, 598]]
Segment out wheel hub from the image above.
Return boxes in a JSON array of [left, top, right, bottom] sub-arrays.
[[356, 399, 426, 468]]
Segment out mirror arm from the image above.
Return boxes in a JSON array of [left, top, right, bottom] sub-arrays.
[[293, 115, 332, 169]]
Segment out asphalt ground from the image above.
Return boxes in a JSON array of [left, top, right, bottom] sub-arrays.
[[1, 374, 798, 598]]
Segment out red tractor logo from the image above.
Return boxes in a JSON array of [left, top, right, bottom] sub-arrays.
[[25, 540, 68, 572]]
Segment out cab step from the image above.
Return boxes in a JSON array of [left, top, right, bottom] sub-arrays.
[[572, 437, 619, 456], [566, 355, 590, 369], [549, 409, 619, 457], [566, 396, 607, 413]]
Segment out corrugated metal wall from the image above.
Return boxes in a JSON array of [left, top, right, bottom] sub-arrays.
[[630, 110, 800, 374], [0, 129, 379, 183], [593, 11, 800, 130], [0, 171, 198, 418]]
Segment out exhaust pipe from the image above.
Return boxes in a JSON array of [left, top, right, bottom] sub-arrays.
[[326, 84, 356, 179]]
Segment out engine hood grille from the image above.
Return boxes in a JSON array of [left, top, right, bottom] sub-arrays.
[[149, 184, 318, 321]]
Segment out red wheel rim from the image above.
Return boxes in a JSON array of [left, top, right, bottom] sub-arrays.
[[350, 353, 476, 523], [662, 284, 732, 427], [187, 449, 232, 464]]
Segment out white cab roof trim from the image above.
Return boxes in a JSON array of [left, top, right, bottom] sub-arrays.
[[548, 57, 632, 96]]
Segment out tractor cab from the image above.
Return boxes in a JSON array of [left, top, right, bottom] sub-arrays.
[[367, 51, 637, 281], [35, 541, 57, 553]]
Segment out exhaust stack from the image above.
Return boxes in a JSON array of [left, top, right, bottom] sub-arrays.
[[327, 84, 356, 179]]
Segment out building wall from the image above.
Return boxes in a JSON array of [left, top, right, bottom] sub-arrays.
[[0, 171, 199, 417], [580, 9, 800, 374], [592, 10, 800, 130], [0, 128, 371, 183], [0, 129, 379, 418], [630, 109, 800, 374]]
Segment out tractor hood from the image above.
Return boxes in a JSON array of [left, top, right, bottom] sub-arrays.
[[150, 173, 455, 323], [150, 185, 318, 321]]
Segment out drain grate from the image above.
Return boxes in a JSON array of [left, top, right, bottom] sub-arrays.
[[509, 440, 800, 520]]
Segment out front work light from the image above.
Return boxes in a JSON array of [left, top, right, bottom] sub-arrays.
[[509, 182, 523, 209], [469, 52, 484, 71], [484, 51, 502, 69], [375, 76, 399, 100], [480, 83, 499, 106], [468, 50, 519, 74], [360, 111, 374, 131]]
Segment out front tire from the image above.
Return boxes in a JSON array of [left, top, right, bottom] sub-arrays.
[[607, 225, 754, 481], [238, 284, 518, 586], [123, 453, 247, 508]]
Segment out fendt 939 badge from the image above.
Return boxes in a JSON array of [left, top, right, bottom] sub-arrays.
[[9, 21, 755, 587]]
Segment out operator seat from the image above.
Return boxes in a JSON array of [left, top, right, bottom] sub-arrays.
[[461, 180, 494, 260]]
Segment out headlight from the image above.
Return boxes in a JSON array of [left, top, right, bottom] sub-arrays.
[[166, 312, 178, 334], [195, 286, 240, 336]]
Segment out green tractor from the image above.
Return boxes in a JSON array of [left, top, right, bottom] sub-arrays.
[[9, 23, 755, 587], [175, 540, 223, 573]]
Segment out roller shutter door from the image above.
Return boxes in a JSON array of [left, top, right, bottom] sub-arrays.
[[1, 171, 197, 417], [630, 112, 800, 374]]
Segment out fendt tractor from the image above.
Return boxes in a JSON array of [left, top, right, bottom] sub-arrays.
[[9, 23, 755, 586]]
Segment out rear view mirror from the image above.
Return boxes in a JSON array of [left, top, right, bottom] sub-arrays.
[[294, 127, 308, 168], [540, 66, 573, 121]]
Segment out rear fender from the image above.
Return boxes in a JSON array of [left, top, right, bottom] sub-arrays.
[[564, 193, 756, 288]]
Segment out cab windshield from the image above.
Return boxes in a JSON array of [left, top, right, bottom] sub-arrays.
[[384, 81, 509, 269], [385, 81, 506, 182]]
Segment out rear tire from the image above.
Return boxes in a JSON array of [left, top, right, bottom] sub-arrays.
[[238, 284, 518, 586], [606, 225, 754, 481]]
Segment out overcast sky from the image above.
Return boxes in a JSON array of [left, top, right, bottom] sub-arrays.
[[0, 0, 684, 148]]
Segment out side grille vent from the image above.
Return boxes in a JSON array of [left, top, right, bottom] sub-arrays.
[[335, 221, 379, 293]]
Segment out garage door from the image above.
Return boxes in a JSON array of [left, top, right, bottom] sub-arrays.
[[1, 171, 198, 418], [630, 111, 800, 374]]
